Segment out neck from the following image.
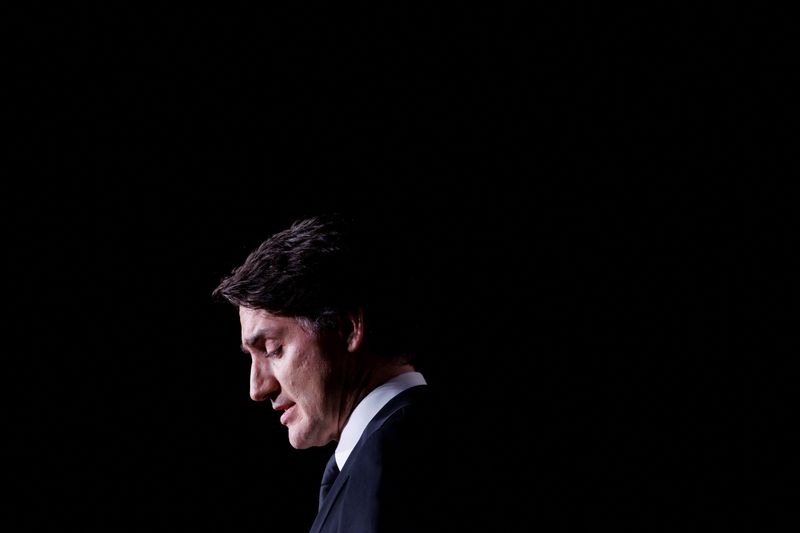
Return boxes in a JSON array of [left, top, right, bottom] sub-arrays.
[[335, 360, 415, 438]]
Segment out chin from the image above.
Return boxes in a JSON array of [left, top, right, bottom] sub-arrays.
[[288, 427, 329, 450], [288, 438, 310, 450], [287, 429, 313, 450]]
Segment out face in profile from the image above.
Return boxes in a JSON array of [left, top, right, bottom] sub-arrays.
[[239, 308, 348, 449]]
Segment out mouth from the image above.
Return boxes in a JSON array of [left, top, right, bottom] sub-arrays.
[[277, 403, 296, 426]]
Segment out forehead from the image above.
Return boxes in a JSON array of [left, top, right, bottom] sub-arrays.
[[239, 307, 287, 326], [239, 308, 296, 341]]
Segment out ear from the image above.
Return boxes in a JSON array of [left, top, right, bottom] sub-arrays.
[[344, 308, 364, 353]]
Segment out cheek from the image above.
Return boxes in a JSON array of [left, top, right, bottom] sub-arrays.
[[296, 359, 332, 411]]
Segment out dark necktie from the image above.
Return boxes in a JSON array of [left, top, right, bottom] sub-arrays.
[[319, 453, 340, 510]]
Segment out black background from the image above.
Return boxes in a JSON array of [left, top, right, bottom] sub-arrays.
[[8, 5, 791, 531]]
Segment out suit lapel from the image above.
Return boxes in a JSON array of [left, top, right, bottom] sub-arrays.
[[308, 385, 428, 533]]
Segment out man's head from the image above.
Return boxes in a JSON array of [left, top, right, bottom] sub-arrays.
[[213, 214, 416, 448], [236, 307, 366, 448]]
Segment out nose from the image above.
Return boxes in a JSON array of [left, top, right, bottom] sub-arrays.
[[250, 358, 278, 401]]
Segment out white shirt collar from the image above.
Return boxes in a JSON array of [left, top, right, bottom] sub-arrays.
[[334, 371, 427, 470]]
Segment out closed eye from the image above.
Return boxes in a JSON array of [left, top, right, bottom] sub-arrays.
[[265, 346, 282, 358]]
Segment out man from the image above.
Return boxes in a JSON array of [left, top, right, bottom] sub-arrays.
[[212, 214, 454, 532]]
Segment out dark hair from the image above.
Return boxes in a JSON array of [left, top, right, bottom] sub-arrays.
[[213, 213, 418, 363]]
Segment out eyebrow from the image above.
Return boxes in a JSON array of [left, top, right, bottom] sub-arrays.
[[240, 327, 282, 353]]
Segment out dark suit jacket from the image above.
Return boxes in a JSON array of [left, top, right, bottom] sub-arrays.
[[309, 384, 458, 533]]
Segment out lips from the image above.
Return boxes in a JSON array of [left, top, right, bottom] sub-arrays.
[[276, 403, 296, 425]]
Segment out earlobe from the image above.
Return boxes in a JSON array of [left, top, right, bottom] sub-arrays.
[[346, 309, 364, 352]]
